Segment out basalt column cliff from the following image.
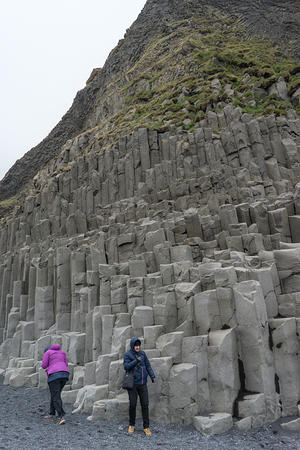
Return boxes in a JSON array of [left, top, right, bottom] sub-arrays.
[[0, 0, 300, 434]]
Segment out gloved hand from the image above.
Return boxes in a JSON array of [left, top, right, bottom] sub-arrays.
[[136, 355, 142, 363], [151, 378, 155, 383]]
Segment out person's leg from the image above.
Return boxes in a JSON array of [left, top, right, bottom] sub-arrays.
[[44, 385, 56, 418], [59, 379, 67, 416], [48, 379, 64, 418], [49, 395, 55, 416], [128, 386, 138, 426], [137, 384, 149, 429]]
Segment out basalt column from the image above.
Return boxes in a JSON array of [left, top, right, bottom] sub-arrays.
[[56, 247, 72, 332], [34, 256, 55, 338]]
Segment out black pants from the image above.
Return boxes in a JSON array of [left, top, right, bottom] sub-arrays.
[[128, 383, 149, 428], [48, 378, 67, 417]]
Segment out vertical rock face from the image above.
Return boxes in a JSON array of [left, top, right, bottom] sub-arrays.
[[0, 0, 299, 201], [1, 105, 300, 431], [0, 0, 300, 435]]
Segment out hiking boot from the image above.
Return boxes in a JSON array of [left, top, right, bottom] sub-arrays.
[[128, 425, 135, 434], [144, 428, 152, 436]]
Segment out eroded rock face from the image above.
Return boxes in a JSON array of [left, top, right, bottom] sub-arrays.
[[0, 102, 300, 433], [0, 0, 300, 434], [0, 0, 299, 202]]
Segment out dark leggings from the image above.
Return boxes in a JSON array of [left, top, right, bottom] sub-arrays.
[[128, 383, 149, 428], [48, 378, 67, 417]]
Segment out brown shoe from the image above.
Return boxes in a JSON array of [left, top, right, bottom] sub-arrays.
[[144, 428, 152, 436], [128, 425, 135, 434]]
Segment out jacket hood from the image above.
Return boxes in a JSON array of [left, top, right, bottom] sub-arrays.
[[130, 337, 141, 351], [50, 344, 61, 351]]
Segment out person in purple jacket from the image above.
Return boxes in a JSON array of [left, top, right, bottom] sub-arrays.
[[42, 344, 70, 425]]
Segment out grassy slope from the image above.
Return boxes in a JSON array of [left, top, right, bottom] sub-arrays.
[[91, 15, 299, 141], [1, 14, 299, 216]]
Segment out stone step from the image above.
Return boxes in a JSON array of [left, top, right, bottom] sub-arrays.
[[193, 413, 233, 435]]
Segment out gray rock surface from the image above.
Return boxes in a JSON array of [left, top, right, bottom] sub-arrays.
[[0, 106, 300, 431], [0, 0, 299, 201], [0, 0, 299, 436]]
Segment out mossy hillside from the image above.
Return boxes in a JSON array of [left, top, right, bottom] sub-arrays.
[[2, 14, 300, 220], [0, 195, 19, 221], [91, 15, 299, 141]]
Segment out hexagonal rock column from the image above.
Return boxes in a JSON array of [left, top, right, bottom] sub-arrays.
[[156, 331, 184, 363], [127, 277, 144, 315], [34, 286, 54, 338], [274, 248, 300, 294], [108, 359, 125, 397], [99, 264, 116, 306], [101, 314, 115, 355], [208, 329, 240, 414], [269, 318, 300, 416], [169, 363, 198, 424], [111, 326, 132, 357], [144, 325, 164, 349], [193, 290, 221, 335], [218, 204, 238, 231], [289, 216, 300, 243], [153, 288, 177, 332], [131, 305, 154, 337], [111, 275, 128, 314], [92, 306, 104, 360], [95, 352, 119, 386], [175, 282, 201, 331], [233, 280, 277, 421], [56, 247, 71, 332], [68, 332, 86, 365], [214, 266, 237, 329], [0, 268, 12, 334], [249, 267, 278, 318], [146, 356, 172, 422], [6, 307, 19, 339], [268, 208, 291, 242], [182, 335, 210, 414]]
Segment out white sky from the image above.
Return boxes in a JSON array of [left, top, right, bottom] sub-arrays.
[[0, 0, 146, 181]]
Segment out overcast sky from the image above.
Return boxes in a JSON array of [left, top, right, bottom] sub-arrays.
[[0, 0, 146, 181]]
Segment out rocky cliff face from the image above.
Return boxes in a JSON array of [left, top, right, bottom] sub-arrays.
[[0, 0, 300, 435], [0, 0, 299, 203]]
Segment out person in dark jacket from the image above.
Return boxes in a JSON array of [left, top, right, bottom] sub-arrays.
[[42, 344, 70, 425], [123, 337, 155, 436]]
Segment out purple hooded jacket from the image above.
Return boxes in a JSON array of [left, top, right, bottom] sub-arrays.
[[42, 344, 69, 375]]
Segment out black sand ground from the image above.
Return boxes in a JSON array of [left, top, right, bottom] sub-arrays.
[[0, 377, 299, 450]]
